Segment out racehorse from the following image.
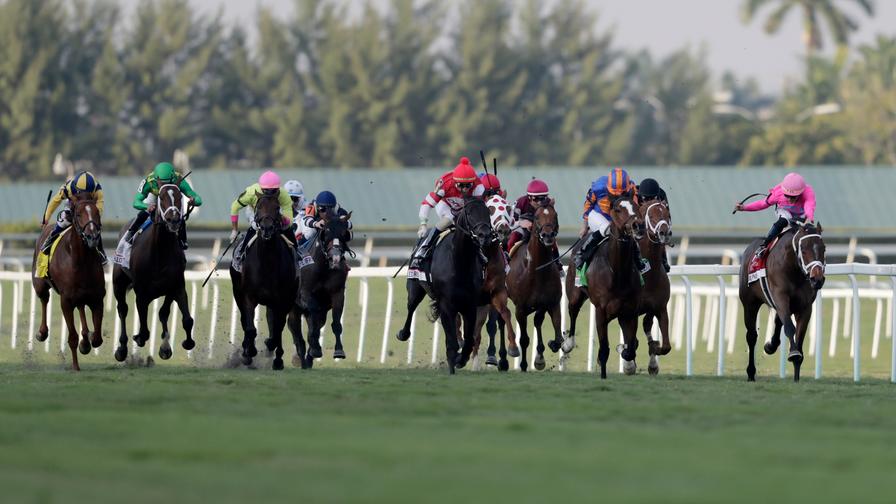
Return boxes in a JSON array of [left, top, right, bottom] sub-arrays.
[[396, 197, 501, 373], [564, 195, 644, 378], [286, 210, 353, 369], [739, 221, 825, 381], [32, 193, 105, 371], [113, 184, 195, 362], [505, 201, 563, 372], [229, 191, 298, 370], [637, 200, 673, 375]]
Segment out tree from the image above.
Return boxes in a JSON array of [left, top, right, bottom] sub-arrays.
[[839, 35, 896, 164], [740, 0, 875, 56]]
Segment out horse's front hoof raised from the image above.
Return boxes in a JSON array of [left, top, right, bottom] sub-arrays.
[[486, 355, 498, 366], [181, 339, 195, 351], [534, 354, 546, 371], [158, 343, 172, 360], [623, 359, 637, 375], [90, 332, 103, 349], [455, 353, 469, 369], [788, 349, 803, 363], [396, 329, 411, 342], [133, 334, 147, 347], [78, 339, 91, 355], [763, 341, 778, 355], [507, 345, 521, 358], [333, 349, 346, 359], [272, 358, 284, 371], [264, 338, 276, 353], [561, 336, 576, 354], [547, 339, 561, 353], [35, 329, 49, 343], [114, 348, 127, 362], [309, 346, 323, 359]]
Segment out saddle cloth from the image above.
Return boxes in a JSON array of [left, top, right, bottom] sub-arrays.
[[35, 228, 71, 278], [407, 229, 455, 282], [747, 235, 782, 284], [232, 233, 299, 274], [111, 219, 153, 269]]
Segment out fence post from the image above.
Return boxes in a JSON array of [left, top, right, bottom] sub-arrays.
[[814, 293, 823, 379], [716, 275, 725, 376], [849, 274, 861, 382], [891, 276, 896, 383], [683, 276, 693, 376]]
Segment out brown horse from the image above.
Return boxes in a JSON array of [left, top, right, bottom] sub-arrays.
[[637, 200, 673, 375], [564, 195, 644, 378], [32, 194, 105, 371], [113, 184, 196, 363], [505, 201, 563, 371], [739, 221, 825, 382], [469, 228, 519, 370]]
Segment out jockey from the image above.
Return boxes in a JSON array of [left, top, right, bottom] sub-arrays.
[[125, 162, 202, 249], [301, 190, 353, 244], [506, 179, 563, 274], [637, 177, 671, 273], [41, 171, 108, 264], [735, 172, 816, 258], [230, 170, 296, 258], [479, 173, 506, 199], [574, 168, 648, 273], [410, 156, 484, 270], [284, 179, 306, 240]]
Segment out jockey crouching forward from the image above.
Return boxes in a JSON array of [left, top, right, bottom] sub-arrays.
[[735, 172, 816, 259], [506, 179, 563, 276], [301, 190, 353, 250], [41, 170, 108, 264], [285, 180, 306, 241], [409, 157, 484, 271], [230, 171, 297, 260], [574, 168, 649, 274], [125, 162, 202, 249]]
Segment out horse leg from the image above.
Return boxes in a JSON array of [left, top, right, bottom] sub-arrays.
[[493, 291, 519, 358], [240, 298, 259, 366], [764, 316, 783, 355], [595, 309, 610, 379], [288, 306, 308, 369], [175, 286, 195, 351], [546, 302, 564, 353], [619, 315, 639, 375], [657, 307, 672, 356], [515, 306, 530, 372], [133, 295, 151, 348], [268, 308, 287, 370], [34, 285, 50, 343], [331, 291, 346, 360], [157, 295, 175, 360], [60, 299, 80, 371], [455, 306, 477, 370], [485, 309, 498, 366], [89, 299, 104, 349], [471, 305, 489, 370], [306, 308, 325, 362], [264, 308, 277, 355], [396, 279, 425, 341], [563, 288, 587, 353], [439, 305, 459, 374], [113, 276, 130, 362], [77, 307, 91, 355], [643, 312, 659, 375], [792, 306, 812, 382], [497, 316, 509, 372], [743, 300, 760, 381], [533, 310, 546, 371]]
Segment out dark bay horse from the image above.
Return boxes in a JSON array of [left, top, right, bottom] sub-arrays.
[[739, 221, 826, 381], [286, 211, 353, 369], [565, 195, 644, 378], [113, 184, 196, 362], [396, 197, 497, 374], [637, 200, 673, 375], [32, 194, 105, 371], [230, 192, 298, 370], [505, 201, 563, 372]]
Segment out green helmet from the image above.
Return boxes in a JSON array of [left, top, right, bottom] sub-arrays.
[[153, 162, 176, 182]]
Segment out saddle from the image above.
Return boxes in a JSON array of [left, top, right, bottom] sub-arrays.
[[232, 232, 297, 274], [35, 228, 71, 278], [407, 228, 454, 282], [747, 234, 784, 283], [112, 219, 154, 270]]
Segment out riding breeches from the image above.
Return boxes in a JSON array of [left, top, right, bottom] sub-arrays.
[[587, 210, 611, 236]]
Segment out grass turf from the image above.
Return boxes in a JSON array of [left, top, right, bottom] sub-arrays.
[[0, 365, 894, 503]]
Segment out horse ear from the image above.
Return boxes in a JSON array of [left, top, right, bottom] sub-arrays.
[[340, 211, 352, 221], [816, 222, 823, 234]]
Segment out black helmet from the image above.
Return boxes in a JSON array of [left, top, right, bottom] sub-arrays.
[[639, 178, 661, 200]]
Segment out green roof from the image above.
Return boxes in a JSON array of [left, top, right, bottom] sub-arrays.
[[0, 166, 891, 234]]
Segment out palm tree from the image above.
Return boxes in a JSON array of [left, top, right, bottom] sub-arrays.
[[741, 0, 876, 56]]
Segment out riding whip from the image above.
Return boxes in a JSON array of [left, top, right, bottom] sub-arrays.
[[732, 192, 768, 214], [202, 232, 240, 288], [535, 234, 586, 271], [392, 241, 421, 279], [40, 190, 52, 226], [479, 150, 488, 172]]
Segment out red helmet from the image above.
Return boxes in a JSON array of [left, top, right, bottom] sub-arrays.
[[526, 179, 549, 196], [452, 157, 478, 183], [480, 173, 501, 191]]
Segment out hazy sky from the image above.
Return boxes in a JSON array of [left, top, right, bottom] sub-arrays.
[[119, 0, 896, 93]]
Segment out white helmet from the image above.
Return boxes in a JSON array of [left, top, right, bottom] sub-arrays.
[[284, 180, 304, 199]]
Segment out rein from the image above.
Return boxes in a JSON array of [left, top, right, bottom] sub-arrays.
[[791, 229, 825, 277]]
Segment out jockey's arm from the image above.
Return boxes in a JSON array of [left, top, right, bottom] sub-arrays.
[[802, 185, 817, 222], [93, 186, 105, 215], [132, 178, 153, 211], [277, 190, 293, 222], [178, 179, 202, 206], [230, 186, 256, 227], [433, 201, 453, 230], [43, 185, 67, 224]]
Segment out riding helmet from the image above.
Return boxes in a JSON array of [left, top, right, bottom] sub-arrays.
[[316, 190, 337, 207], [452, 157, 478, 183], [153, 162, 176, 183], [69, 171, 98, 194], [639, 178, 661, 199]]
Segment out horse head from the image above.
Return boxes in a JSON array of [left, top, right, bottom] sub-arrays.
[[485, 195, 512, 242], [609, 194, 643, 240], [71, 193, 102, 249], [534, 199, 558, 247], [456, 197, 496, 250], [793, 221, 826, 290], [254, 190, 283, 241], [641, 200, 672, 245], [319, 210, 353, 270], [156, 184, 185, 234]]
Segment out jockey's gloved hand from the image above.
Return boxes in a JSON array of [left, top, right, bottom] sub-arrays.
[[313, 220, 325, 230], [229, 229, 238, 243], [417, 222, 428, 238]]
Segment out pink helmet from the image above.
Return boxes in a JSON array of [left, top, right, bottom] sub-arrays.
[[781, 172, 806, 196], [258, 170, 281, 190], [526, 179, 549, 196]]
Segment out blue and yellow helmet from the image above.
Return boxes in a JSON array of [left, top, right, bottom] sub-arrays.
[[607, 168, 631, 197], [68, 171, 98, 195]]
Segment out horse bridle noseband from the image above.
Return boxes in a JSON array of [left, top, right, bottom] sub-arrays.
[[157, 185, 185, 230], [456, 202, 497, 246], [74, 201, 101, 243], [644, 201, 671, 245], [792, 227, 825, 278], [316, 220, 356, 262]]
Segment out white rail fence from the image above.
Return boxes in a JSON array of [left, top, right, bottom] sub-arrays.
[[0, 264, 894, 382]]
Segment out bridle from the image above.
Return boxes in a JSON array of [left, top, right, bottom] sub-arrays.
[[644, 201, 671, 245], [534, 205, 558, 247], [253, 193, 282, 240], [608, 197, 644, 242], [73, 199, 102, 246], [157, 184, 185, 233], [791, 224, 825, 278], [316, 217, 356, 269], [455, 200, 497, 246]]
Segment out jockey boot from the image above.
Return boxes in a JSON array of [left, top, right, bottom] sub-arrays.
[[633, 244, 650, 274], [96, 239, 109, 265], [41, 224, 64, 255], [410, 228, 437, 270], [552, 244, 564, 277], [574, 232, 598, 271], [125, 211, 151, 244]]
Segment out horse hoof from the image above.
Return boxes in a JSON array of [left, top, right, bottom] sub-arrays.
[[310, 347, 323, 359], [78, 339, 91, 355], [547, 339, 561, 353], [623, 359, 637, 375], [647, 340, 659, 356], [561, 336, 576, 354], [455, 354, 469, 369], [486, 355, 498, 366], [90, 333, 103, 349], [305, 353, 315, 369], [272, 358, 284, 371], [534, 357, 546, 371], [133, 335, 147, 348], [396, 329, 411, 342], [114, 348, 127, 362], [498, 359, 509, 372], [241, 355, 253, 366], [264, 338, 276, 353], [648, 355, 659, 376], [181, 339, 195, 351], [35, 330, 49, 343], [334, 349, 346, 360], [788, 350, 803, 363], [748, 375, 756, 382], [158, 344, 172, 360], [507, 346, 521, 358], [292, 354, 303, 368], [246, 346, 258, 358], [145, 356, 155, 368], [763, 341, 778, 355]]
